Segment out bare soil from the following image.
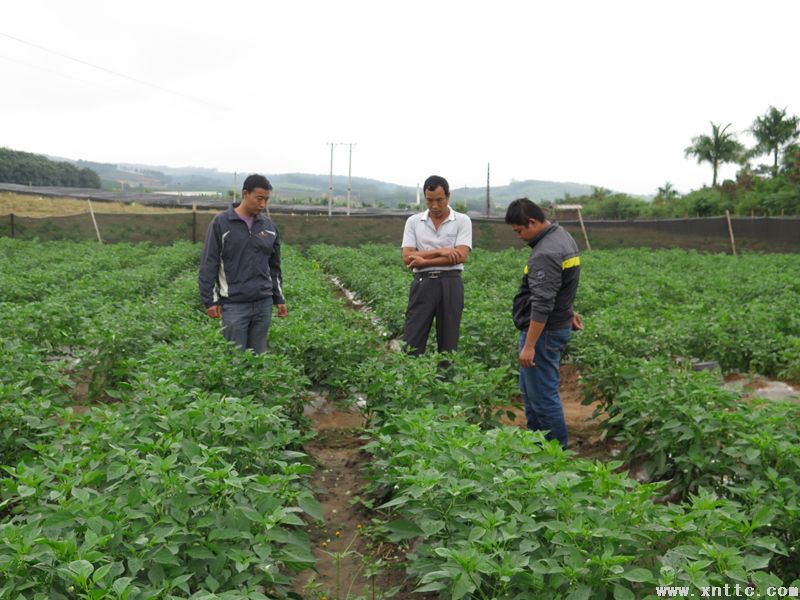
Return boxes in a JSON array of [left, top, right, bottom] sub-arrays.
[[292, 398, 431, 600], [58, 368, 118, 424]]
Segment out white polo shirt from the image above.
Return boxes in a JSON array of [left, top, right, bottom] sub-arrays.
[[401, 208, 473, 272]]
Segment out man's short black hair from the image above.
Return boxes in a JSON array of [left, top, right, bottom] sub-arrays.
[[423, 175, 450, 197], [242, 174, 273, 193], [505, 197, 547, 226]]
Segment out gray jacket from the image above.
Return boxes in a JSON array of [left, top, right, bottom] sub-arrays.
[[512, 223, 580, 330]]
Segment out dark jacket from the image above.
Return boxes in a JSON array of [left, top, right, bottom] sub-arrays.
[[512, 223, 580, 330], [198, 206, 285, 308]]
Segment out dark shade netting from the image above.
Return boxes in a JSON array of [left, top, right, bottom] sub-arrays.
[[560, 217, 799, 253], [1, 212, 798, 253]]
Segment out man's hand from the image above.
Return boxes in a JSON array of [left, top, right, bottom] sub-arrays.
[[206, 305, 221, 318], [276, 304, 289, 317], [519, 345, 536, 368], [407, 255, 428, 269], [438, 247, 463, 265], [571, 312, 584, 331]]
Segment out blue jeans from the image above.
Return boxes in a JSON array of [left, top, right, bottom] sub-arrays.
[[518, 327, 571, 449], [222, 298, 273, 354]]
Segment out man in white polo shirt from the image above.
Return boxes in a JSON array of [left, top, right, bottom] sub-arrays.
[[401, 175, 473, 355]]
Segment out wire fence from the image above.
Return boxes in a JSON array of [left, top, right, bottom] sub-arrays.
[[560, 216, 800, 253], [0, 210, 798, 253]]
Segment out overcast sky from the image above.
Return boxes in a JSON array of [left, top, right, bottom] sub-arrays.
[[2, 0, 798, 196]]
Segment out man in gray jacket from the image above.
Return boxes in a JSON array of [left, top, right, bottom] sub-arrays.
[[506, 198, 581, 448], [198, 174, 287, 354]]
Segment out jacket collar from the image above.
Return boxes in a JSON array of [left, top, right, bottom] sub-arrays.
[[527, 223, 557, 249], [226, 204, 266, 221]]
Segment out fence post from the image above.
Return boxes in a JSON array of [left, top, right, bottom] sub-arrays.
[[577, 207, 591, 251], [9, 213, 14, 238], [725, 210, 737, 256], [88, 199, 103, 244], [192, 202, 197, 243]]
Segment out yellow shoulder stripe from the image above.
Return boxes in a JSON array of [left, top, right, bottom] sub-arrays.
[[523, 265, 528, 275], [562, 257, 580, 270]]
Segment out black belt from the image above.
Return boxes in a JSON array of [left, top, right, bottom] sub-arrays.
[[414, 270, 462, 279]]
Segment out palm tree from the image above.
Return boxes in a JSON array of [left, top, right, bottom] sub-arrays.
[[655, 182, 679, 202], [684, 122, 746, 187], [750, 106, 800, 177], [590, 187, 611, 201]]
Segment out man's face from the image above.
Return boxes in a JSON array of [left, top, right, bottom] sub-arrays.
[[511, 219, 544, 242], [240, 187, 270, 217], [424, 186, 450, 219]]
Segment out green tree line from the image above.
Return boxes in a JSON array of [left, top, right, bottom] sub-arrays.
[[0, 148, 101, 189]]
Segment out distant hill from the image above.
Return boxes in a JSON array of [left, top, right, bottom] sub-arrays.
[[0, 148, 101, 188], [449, 180, 597, 210], [41, 153, 600, 208]]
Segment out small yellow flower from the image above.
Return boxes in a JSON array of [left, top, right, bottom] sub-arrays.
[[335, 530, 341, 537]]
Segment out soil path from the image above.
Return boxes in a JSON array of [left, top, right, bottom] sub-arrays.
[[291, 397, 429, 599]]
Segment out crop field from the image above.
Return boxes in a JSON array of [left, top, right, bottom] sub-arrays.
[[0, 192, 217, 217], [1, 237, 799, 599]]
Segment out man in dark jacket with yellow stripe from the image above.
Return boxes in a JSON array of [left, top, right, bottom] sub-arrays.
[[506, 198, 581, 449]]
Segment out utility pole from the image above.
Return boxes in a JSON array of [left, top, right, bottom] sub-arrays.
[[233, 171, 237, 203], [416, 183, 420, 207], [346, 143, 356, 216], [486, 162, 491, 217], [327, 143, 338, 217]]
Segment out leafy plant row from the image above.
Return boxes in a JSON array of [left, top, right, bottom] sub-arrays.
[[306, 244, 800, 488], [0, 238, 197, 304], [573, 351, 800, 578], [270, 247, 385, 394], [306, 244, 520, 369], [570, 252, 800, 581], [277, 247, 518, 423], [1, 241, 320, 598], [0, 241, 519, 598], [573, 249, 800, 379], [365, 406, 792, 599], [1, 242, 209, 468], [4, 239, 799, 598], [309, 245, 800, 377], [306, 243, 800, 584]]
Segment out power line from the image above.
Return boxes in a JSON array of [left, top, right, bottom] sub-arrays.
[[0, 53, 127, 96], [0, 30, 229, 111]]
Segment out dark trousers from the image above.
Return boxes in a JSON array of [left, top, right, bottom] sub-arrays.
[[221, 298, 273, 354], [402, 274, 464, 355]]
